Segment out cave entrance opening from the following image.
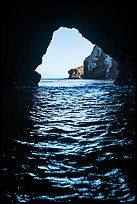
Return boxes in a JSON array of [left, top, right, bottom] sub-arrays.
[[36, 26, 94, 79]]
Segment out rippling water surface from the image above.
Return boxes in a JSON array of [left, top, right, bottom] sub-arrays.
[[2, 79, 135, 203]]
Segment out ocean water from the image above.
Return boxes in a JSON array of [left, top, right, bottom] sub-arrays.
[[1, 78, 135, 203]]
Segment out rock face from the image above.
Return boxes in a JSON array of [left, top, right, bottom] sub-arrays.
[[68, 66, 84, 79], [16, 70, 41, 87], [2, 2, 135, 88], [84, 45, 119, 80], [68, 45, 119, 80]]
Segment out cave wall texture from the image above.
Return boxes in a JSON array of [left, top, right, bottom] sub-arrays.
[[2, 1, 136, 88]]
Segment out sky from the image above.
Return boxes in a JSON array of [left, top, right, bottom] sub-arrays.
[[36, 27, 94, 78]]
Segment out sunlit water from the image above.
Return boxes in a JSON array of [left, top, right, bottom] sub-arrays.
[[1, 79, 135, 203]]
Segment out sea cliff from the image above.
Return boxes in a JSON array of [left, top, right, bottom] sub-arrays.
[[68, 45, 119, 80]]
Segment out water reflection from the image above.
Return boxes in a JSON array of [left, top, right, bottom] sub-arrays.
[[1, 80, 135, 203]]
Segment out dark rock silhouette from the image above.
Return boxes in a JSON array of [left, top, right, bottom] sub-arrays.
[[16, 70, 41, 87]]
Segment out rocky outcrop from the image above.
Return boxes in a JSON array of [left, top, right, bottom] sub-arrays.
[[2, 2, 135, 88], [68, 66, 84, 79], [84, 45, 119, 80], [16, 70, 41, 87], [68, 45, 119, 80]]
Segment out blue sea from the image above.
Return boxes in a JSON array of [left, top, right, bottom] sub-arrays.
[[1, 78, 135, 203]]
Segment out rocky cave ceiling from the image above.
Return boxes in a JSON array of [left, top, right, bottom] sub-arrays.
[[2, 1, 135, 88]]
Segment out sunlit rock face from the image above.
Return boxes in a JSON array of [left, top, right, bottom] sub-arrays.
[[68, 46, 119, 80], [2, 2, 135, 88], [68, 66, 84, 79], [84, 45, 119, 80]]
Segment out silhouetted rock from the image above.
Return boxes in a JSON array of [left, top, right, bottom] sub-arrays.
[[16, 70, 41, 87], [84, 45, 119, 80], [68, 66, 84, 79]]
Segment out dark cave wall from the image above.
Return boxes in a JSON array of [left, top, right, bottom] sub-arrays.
[[2, 2, 135, 88]]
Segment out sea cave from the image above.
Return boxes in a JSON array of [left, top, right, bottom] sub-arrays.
[[2, 2, 135, 204]]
